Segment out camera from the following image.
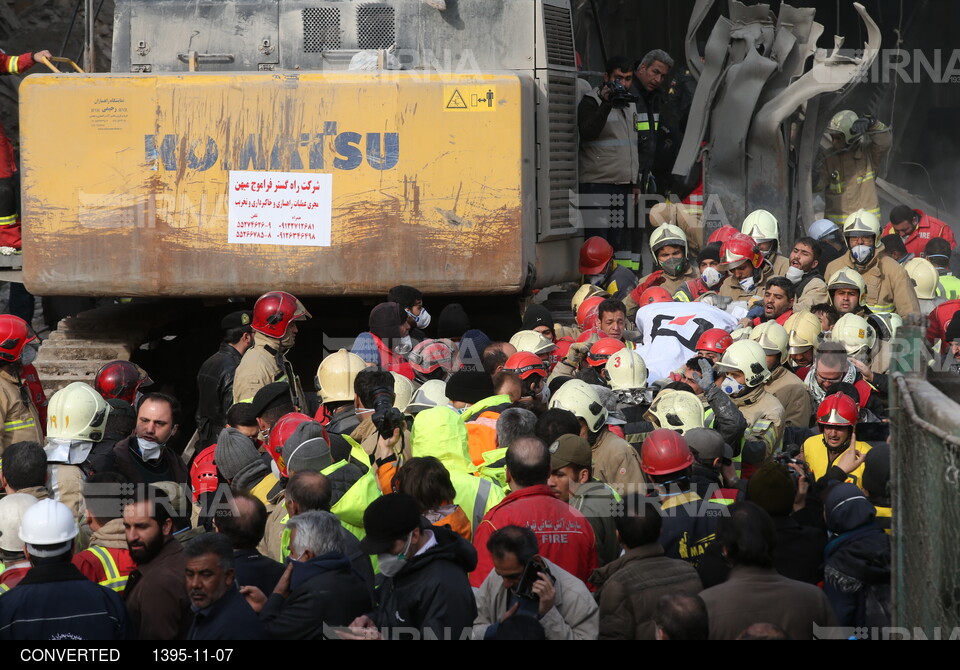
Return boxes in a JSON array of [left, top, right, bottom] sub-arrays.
[[774, 446, 814, 489], [370, 385, 405, 440], [603, 79, 638, 108]]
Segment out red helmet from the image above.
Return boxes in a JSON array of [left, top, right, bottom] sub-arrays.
[[708, 225, 739, 246], [267, 412, 315, 474], [816, 393, 859, 427], [576, 295, 605, 331], [554, 337, 574, 361], [586, 338, 626, 367], [695, 328, 734, 356], [252, 291, 311, 339], [503, 352, 548, 379], [95, 360, 153, 405], [579, 236, 614, 275], [639, 287, 673, 305], [190, 445, 219, 502], [720, 233, 764, 270], [0, 314, 35, 363], [640, 428, 695, 475]]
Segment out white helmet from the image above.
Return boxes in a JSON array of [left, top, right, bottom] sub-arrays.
[[904, 257, 944, 300], [750, 321, 789, 366], [549, 379, 607, 433], [390, 372, 414, 412], [869, 312, 902, 340], [0, 493, 37, 553], [650, 223, 688, 255], [827, 268, 868, 306], [509, 330, 557, 356], [714, 340, 771, 387], [741, 209, 780, 244], [406, 379, 449, 415], [316, 349, 367, 403], [46, 382, 110, 443], [808, 218, 840, 241], [646, 390, 705, 434], [785, 311, 824, 354], [831, 313, 877, 356], [843, 209, 881, 241], [18, 499, 78, 556], [604, 349, 648, 391]]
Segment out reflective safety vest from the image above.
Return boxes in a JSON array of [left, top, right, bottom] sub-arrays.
[[321, 436, 383, 541], [940, 274, 960, 301], [86, 546, 129, 593]]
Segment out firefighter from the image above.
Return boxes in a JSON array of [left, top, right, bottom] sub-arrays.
[[637, 224, 698, 297], [579, 236, 638, 303], [741, 210, 790, 276], [816, 110, 891, 226], [233, 291, 311, 409], [882, 205, 957, 260], [0, 315, 41, 452], [717, 233, 772, 303], [823, 209, 921, 317]]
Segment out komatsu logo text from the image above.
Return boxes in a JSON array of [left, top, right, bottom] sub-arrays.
[[145, 127, 400, 172]]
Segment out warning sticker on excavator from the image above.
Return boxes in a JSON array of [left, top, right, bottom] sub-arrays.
[[444, 86, 497, 112]]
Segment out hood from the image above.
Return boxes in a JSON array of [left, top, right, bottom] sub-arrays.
[[410, 407, 474, 474], [401, 522, 478, 577], [460, 394, 512, 423], [824, 482, 876, 533], [90, 517, 128, 550]]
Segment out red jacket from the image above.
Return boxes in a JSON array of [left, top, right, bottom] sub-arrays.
[[928, 299, 960, 354], [882, 209, 957, 258], [470, 484, 597, 588], [753, 309, 793, 327], [0, 51, 37, 180], [73, 545, 137, 594]]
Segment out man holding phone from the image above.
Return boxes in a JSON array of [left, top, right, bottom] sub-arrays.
[[472, 525, 598, 640]]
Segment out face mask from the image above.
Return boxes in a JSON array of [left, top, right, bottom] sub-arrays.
[[393, 335, 413, 356], [377, 532, 414, 578], [44, 438, 94, 466], [539, 385, 551, 405], [407, 308, 431, 329], [660, 257, 686, 278], [701, 266, 723, 289], [739, 276, 756, 292], [851, 245, 874, 264], [721, 376, 745, 396], [785, 266, 804, 284], [21, 345, 37, 366], [137, 437, 163, 462]]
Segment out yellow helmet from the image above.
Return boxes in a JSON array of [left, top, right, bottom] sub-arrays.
[[826, 268, 868, 306], [316, 349, 367, 403], [785, 311, 824, 355], [571, 284, 609, 314], [715, 340, 771, 387], [741, 209, 780, 244], [904, 257, 944, 300], [842, 209, 881, 241], [749, 321, 789, 366], [46, 382, 110, 443]]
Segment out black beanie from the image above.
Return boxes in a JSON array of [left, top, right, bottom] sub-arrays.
[[746, 461, 795, 517], [445, 371, 494, 404], [522, 304, 553, 331], [697, 242, 722, 265], [438, 303, 471, 340]]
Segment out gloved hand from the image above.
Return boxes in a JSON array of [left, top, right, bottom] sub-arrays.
[[746, 304, 764, 320], [692, 357, 715, 393], [851, 116, 872, 136], [566, 333, 599, 365]]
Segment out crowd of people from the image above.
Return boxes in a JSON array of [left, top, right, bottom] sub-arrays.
[[0, 197, 954, 641]]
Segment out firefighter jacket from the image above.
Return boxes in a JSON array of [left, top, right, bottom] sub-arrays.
[[232, 332, 305, 409], [825, 247, 921, 316], [817, 123, 892, 225], [881, 209, 957, 258], [0, 367, 41, 453]]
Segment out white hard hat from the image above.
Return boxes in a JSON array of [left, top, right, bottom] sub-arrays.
[[714, 340, 771, 387], [604, 349, 648, 391], [646, 390, 704, 434], [750, 321, 789, 365], [808, 218, 839, 241], [390, 372, 414, 412], [405, 379, 449, 415], [842, 209, 881, 240], [785, 311, 824, 354], [316, 349, 367, 403], [46, 382, 110, 443], [509, 330, 557, 356], [904, 257, 944, 300], [831, 313, 877, 356], [549, 379, 607, 433], [18, 499, 78, 556], [741, 209, 780, 244]]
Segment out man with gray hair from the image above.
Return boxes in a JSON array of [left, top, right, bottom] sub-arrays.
[[633, 49, 674, 198], [240, 510, 372, 639], [496, 407, 537, 450], [185, 532, 263, 640]]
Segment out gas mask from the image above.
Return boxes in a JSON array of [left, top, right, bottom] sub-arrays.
[[660, 257, 687, 278], [720, 376, 745, 396], [701, 266, 723, 289], [851, 245, 875, 265]]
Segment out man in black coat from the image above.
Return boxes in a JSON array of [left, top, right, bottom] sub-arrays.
[[240, 510, 372, 639], [213, 490, 285, 596], [346, 493, 478, 641], [185, 532, 263, 640], [196, 311, 254, 447]]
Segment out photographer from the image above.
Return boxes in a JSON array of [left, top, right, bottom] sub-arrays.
[[578, 56, 640, 271], [472, 525, 598, 640], [350, 368, 411, 464]]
